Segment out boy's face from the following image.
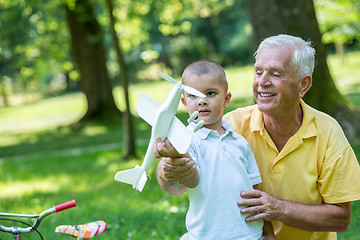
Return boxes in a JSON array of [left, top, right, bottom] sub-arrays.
[[181, 73, 231, 132]]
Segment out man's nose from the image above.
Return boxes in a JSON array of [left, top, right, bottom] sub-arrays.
[[258, 72, 271, 87]]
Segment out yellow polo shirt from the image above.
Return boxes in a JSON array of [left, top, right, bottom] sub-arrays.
[[224, 99, 360, 240]]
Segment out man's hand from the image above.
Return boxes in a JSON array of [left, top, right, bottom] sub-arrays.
[[237, 189, 351, 232], [238, 189, 282, 222]]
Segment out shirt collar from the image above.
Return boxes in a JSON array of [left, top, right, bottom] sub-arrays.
[[299, 99, 317, 138], [249, 105, 263, 133], [193, 120, 234, 140]]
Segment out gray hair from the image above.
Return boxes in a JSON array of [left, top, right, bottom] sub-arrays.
[[254, 34, 315, 78]]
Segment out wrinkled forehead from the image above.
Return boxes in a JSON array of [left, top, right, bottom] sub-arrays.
[[255, 45, 294, 69]]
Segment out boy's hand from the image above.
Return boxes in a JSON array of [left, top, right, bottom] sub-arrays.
[[157, 157, 197, 183], [154, 137, 181, 158]]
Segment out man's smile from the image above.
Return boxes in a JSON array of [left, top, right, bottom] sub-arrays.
[[259, 92, 276, 97]]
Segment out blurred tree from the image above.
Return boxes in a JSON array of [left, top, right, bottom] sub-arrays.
[[0, 1, 35, 105], [0, 0, 77, 105], [151, 0, 252, 75], [105, 0, 137, 158], [105, 0, 252, 77], [64, 0, 121, 122], [246, 0, 360, 139]]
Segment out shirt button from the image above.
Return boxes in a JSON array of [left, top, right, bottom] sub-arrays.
[[223, 145, 226, 151]]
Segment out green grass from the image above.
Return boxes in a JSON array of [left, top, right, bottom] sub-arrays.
[[0, 149, 189, 240], [1, 52, 360, 239]]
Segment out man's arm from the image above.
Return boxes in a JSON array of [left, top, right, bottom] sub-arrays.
[[238, 189, 351, 232]]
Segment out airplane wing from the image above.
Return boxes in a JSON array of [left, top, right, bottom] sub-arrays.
[[136, 92, 160, 126], [167, 116, 193, 154]]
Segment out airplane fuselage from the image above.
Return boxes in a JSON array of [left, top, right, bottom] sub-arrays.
[[114, 71, 204, 192], [141, 84, 182, 174]]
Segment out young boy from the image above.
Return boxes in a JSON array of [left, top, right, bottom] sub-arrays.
[[154, 60, 274, 239]]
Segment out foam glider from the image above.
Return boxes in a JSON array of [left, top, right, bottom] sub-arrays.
[[114, 71, 205, 192], [55, 220, 107, 239]]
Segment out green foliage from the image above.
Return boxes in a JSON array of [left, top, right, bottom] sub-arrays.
[[0, 148, 189, 240], [3, 0, 360, 100], [0, 0, 75, 94], [105, 0, 252, 76], [315, 0, 360, 44]]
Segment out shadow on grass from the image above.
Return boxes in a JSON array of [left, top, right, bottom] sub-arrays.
[[0, 116, 150, 159]]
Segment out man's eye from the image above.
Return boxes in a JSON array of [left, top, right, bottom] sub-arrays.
[[207, 92, 216, 96], [255, 70, 262, 76], [272, 72, 281, 77], [189, 94, 196, 98]]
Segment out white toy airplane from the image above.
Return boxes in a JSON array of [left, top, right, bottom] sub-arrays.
[[114, 71, 205, 192]]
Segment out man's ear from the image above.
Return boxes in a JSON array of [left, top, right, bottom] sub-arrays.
[[181, 96, 187, 109], [299, 75, 312, 98], [224, 92, 232, 108]]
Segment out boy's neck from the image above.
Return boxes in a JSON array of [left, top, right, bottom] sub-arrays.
[[217, 126, 226, 135], [201, 122, 225, 135]]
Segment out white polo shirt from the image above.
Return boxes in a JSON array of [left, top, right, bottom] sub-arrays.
[[183, 120, 263, 240]]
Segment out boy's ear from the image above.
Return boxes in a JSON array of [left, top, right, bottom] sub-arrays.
[[181, 96, 187, 109], [224, 92, 232, 108]]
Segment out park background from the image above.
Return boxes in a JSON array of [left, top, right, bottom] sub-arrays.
[[1, 0, 360, 239]]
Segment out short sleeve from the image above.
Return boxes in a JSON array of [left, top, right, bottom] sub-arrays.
[[246, 144, 262, 186], [187, 137, 200, 169], [318, 145, 360, 203]]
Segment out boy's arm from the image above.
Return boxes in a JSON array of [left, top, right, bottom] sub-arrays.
[[156, 158, 189, 196], [155, 137, 200, 195], [176, 154, 199, 188]]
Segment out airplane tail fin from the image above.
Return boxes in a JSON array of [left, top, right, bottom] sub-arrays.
[[114, 166, 147, 192]]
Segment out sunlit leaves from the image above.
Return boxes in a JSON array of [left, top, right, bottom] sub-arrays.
[[2, 0, 359, 97], [315, 0, 360, 44], [0, 0, 74, 94], [155, 0, 234, 36], [111, 2, 151, 52], [20, 67, 34, 77], [158, 1, 184, 24], [140, 50, 160, 63]]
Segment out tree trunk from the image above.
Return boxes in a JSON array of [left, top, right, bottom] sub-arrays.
[[105, 0, 137, 159], [65, 0, 121, 122], [245, 0, 360, 140], [0, 76, 9, 106]]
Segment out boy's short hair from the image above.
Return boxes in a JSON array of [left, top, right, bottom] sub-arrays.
[[182, 60, 228, 92]]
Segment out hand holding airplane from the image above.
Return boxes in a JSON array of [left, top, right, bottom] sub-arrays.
[[114, 71, 205, 192]]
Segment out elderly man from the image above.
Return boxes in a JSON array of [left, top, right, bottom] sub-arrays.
[[156, 34, 360, 240]]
